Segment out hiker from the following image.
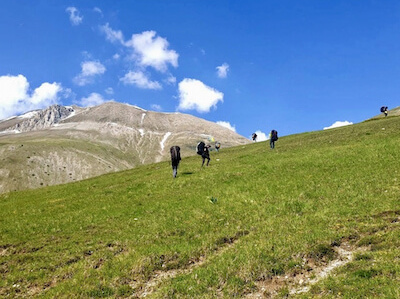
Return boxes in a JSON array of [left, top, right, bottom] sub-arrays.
[[380, 106, 388, 117], [215, 142, 221, 152], [196, 141, 210, 167], [202, 144, 211, 166], [252, 133, 257, 142], [170, 146, 181, 178], [269, 130, 278, 149]]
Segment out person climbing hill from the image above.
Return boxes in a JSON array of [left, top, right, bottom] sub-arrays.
[[196, 141, 211, 167], [380, 106, 388, 117], [170, 146, 181, 178], [215, 142, 221, 152], [269, 130, 278, 149]]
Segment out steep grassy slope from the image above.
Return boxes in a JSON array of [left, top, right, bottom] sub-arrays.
[[1, 116, 399, 298]]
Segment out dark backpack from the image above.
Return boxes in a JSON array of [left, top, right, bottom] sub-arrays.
[[170, 146, 181, 163], [196, 142, 205, 155], [380, 106, 385, 113], [271, 130, 278, 141]]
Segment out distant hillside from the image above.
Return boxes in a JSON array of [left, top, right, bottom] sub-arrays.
[[0, 102, 250, 193]]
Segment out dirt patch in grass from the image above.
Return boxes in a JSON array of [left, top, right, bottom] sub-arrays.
[[246, 241, 367, 298], [246, 210, 400, 298], [131, 230, 250, 298]]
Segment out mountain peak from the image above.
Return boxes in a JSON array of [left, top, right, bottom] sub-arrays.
[[0, 102, 250, 193]]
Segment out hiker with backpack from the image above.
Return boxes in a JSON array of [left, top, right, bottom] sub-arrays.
[[252, 133, 257, 142], [380, 106, 388, 117], [170, 146, 181, 178], [215, 142, 221, 152], [269, 130, 278, 149], [196, 141, 211, 167]]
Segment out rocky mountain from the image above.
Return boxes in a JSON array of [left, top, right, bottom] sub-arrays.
[[0, 102, 250, 193]]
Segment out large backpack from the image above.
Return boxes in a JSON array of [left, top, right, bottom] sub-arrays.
[[271, 130, 278, 141], [170, 146, 181, 163], [380, 106, 385, 113], [196, 141, 205, 155]]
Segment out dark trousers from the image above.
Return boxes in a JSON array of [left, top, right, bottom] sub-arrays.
[[201, 154, 210, 166], [171, 162, 179, 178]]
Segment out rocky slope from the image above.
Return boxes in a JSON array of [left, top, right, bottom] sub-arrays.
[[0, 102, 250, 193]]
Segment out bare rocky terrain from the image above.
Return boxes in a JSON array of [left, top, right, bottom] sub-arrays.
[[0, 102, 250, 193]]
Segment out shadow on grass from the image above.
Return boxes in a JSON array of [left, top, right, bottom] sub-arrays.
[[181, 172, 194, 176]]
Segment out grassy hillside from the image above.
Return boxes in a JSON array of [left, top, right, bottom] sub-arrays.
[[1, 116, 400, 298]]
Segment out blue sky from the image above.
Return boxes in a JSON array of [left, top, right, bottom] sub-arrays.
[[1, 1, 400, 139]]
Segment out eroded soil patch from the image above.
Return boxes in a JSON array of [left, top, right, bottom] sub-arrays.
[[246, 211, 400, 298], [246, 241, 365, 298], [131, 230, 249, 298]]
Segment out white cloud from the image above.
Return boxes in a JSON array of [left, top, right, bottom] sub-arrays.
[[66, 7, 83, 26], [30, 82, 61, 105], [0, 74, 62, 119], [99, 25, 179, 90], [93, 7, 103, 16], [151, 104, 162, 111], [81, 61, 106, 76], [323, 121, 353, 130], [74, 60, 106, 86], [177, 78, 223, 113], [216, 121, 236, 132], [216, 63, 229, 78], [100, 23, 124, 44], [105, 87, 114, 94], [120, 71, 162, 90], [78, 93, 108, 107], [251, 130, 268, 142], [125, 30, 178, 72], [165, 75, 176, 85]]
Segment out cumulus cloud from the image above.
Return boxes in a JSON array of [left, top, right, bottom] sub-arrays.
[[177, 78, 223, 113], [125, 30, 178, 72], [120, 71, 162, 90], [99, 25, 179, 90], [323, 121, 353, 130], [74, 60, 106, 86], [0, 74, 62, 119], [251, 130, 268, 142], [99, 23, 124, 44], [78, 93, 108, 107], [66, 7, 83, 26], [216, 63, 229, 78], [216, 121, 236, 132]]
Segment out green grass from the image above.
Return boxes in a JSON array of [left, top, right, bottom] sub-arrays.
[[1, 117, 400, 298]]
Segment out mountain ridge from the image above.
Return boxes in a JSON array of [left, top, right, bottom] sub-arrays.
[[0, 102, 250, 193]]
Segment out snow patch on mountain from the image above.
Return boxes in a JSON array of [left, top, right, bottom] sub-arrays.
[[160, 132, 171, 151]]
